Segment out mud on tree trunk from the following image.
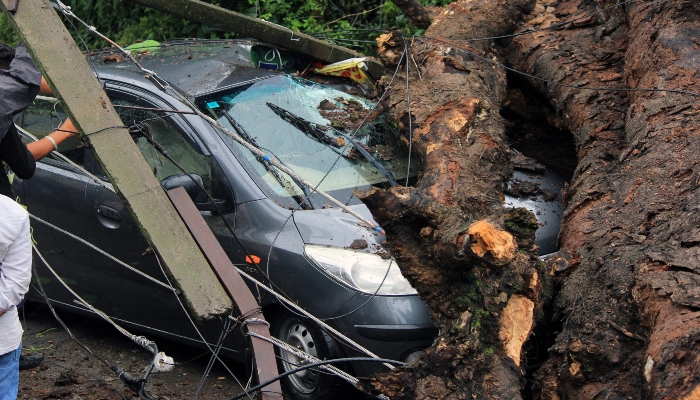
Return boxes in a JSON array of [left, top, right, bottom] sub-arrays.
[[356, 1, 551, 399], [508, 0, 700, 398]]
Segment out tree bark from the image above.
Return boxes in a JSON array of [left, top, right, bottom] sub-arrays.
[[509, 0, 700, 398], [359, 0, 700, 399]]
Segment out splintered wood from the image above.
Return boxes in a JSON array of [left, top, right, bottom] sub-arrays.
[[498, 294, 534, 367], [467, 220, 517, 264]]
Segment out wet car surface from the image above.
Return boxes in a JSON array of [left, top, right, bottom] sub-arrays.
[[13, 39, 564, 399]]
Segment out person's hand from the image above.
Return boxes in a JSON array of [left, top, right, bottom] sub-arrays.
[[0, 310, 5, 317], [27, 118, 79, 161]]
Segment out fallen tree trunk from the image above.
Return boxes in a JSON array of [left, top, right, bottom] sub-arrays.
[[357, 1, 548, 398], [508, 0, 700, 398], [359, 0, 700, 398]]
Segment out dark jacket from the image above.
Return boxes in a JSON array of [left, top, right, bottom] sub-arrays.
[[0, 43, 42, 142], [0, 125, 35, 198], [0, 43, 41, 198]]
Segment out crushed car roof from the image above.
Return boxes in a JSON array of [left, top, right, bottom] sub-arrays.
[[90, 39, 280, 98]]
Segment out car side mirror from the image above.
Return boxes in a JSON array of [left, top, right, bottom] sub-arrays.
[[160, 174, 228, 213]]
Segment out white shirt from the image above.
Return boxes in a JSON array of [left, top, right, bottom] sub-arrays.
[[0, 195, 31, 355]]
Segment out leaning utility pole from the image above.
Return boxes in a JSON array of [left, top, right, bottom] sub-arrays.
[[0, 0, 232, 322]]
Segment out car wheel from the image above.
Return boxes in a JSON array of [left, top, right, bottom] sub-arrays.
[[270, 311, 350, 400]]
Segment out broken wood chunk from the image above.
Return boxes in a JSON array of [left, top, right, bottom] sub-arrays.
[[498, 294, 535, 367], [466, 220, 517, 264]]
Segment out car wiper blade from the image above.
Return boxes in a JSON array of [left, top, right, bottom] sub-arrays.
[[266, 103, 342, 148], [220, 110, 319, 209], [266, 102, 398, 187]]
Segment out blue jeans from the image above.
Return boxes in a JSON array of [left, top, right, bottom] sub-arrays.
[[0, 343, 21, 400]]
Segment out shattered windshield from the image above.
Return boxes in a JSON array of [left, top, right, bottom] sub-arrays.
[[197, 75, 418, 206]]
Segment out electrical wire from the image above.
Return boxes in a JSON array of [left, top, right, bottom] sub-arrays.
[[49, 1, 409, 380], [127, 122, 299, 304], [227, 357, 405, 400], [28, 214, 174, 291], [232, 266, 395, 369], [319, 258, 393, 321], [25, 15, 285, 395], [15, 124, 115, 193], [129, 123, 393, 368], [402, 35, 413, 187], [81, 25, 383, 232], [26, 60, 388, 398], [54, 0, 406, 316], [32, 243, 157, 354], [247, 331, 364, 385], [31, 245, 165, 400], [39, 5, 695, 400], [151, 255, 255, 400], [17, 5, 403, 400], [191, 309, 237, 400], [30, 250, 116, 371], [26, 93, 382, 397], [118, 125, 254, 395], [56, 0, 100, 80]]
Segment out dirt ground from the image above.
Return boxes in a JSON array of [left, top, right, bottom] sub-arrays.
[[18, 302, 249, 400], [17, 303, 369, 400]]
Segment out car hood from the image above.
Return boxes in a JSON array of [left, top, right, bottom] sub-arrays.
[[292, 204, 386, 252]]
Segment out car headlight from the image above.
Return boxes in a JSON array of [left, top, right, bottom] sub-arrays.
[[305, 245, 417, 295]]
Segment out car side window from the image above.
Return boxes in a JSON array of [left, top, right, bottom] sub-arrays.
[[14, 99, 85, 166], [112, 98, 212, 191]]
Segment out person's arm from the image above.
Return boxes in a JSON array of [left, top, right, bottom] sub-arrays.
[[39, 77, 52, 96], [26, 118, 78, 161], [0, 199, 32, 317]]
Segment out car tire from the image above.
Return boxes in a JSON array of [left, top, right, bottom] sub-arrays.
[[270, 310, 351, 400]]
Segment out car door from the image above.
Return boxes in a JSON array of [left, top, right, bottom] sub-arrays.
[[15, 98, 172, 318], [81, 88, 220, 332]]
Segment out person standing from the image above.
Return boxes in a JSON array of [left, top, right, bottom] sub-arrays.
[[0, 194, 32, 400]]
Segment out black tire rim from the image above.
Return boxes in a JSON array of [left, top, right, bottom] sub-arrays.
[[278, 317, 320, 394]]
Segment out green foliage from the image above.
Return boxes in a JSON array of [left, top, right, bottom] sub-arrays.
[[0, 0, 453, 55]]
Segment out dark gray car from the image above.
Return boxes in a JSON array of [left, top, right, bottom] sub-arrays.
[[13, 39, 564, 400]]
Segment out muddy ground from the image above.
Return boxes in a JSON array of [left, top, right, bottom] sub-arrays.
[[18, 302, 249, 400], [18, 302, 369, 400]]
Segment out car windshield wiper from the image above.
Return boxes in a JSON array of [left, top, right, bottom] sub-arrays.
[[266, 103, 343, 148], [266, 102, 398, 187], [220, 110, 320, 209]]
